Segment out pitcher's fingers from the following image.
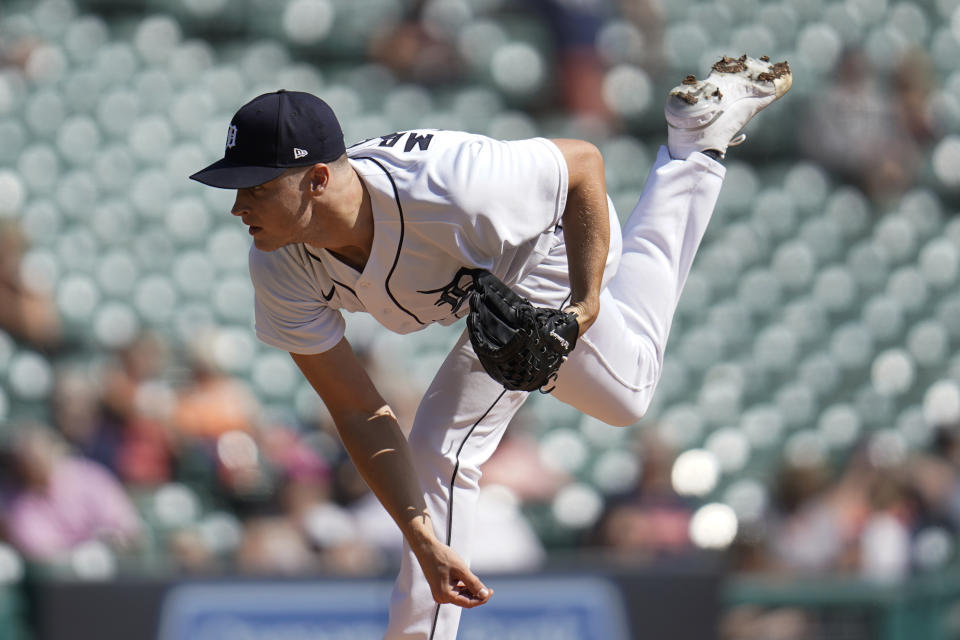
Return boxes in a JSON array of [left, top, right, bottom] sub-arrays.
[[459, 574, 493, 604], [447, 586, 492, 608]]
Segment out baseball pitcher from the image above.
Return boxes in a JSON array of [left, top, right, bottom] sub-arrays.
[[190, 55, 791, 640]]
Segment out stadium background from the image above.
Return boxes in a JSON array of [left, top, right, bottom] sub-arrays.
[[1, 0, 960, 638]]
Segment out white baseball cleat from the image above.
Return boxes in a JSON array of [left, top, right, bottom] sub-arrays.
[[665, 55, 793, 160]]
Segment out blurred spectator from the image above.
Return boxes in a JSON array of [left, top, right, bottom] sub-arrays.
[[172, 338, 260, 442], [766, 450, 869, 575], [369, 0, 616, 125], [369, 1, 464, 85], [100, 333, 170, 420], [265, 424, 385, 575], [799, 47, 931, 204], [0, 221, 62, 351], [52, 366, 119, 472], [721, 606, 813, 640], [236, 514, 318, 575], [57, 335, 178, 487], [529, 0, 614, 124], [893, 48, 938, 148], [858, 472, 913, 582], [166, 526, 221, 575], [591, 432, 695, 559], [0, 424, 142, 561]]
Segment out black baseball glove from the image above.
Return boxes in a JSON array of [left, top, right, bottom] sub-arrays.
[[465, 269, 580, 392]]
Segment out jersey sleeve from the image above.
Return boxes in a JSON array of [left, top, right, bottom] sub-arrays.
[[443, 136, 568, 254], [249, 246, 346, 355]]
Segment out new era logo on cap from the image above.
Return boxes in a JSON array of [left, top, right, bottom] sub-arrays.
[[293, 147, 308, 159]]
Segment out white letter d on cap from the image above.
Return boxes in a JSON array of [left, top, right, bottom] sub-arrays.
[[225, 124, 238, 149]]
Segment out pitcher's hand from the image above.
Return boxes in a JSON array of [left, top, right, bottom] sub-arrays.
[[414, 541, 493, 608]]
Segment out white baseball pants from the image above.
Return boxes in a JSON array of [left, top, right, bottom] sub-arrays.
[[384, 148, 726, 639]]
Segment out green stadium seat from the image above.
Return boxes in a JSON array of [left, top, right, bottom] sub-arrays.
[[847, 239, 891, 295], [652, 355, 691, 406], [918, 237, 959, 289], [591, 447, 640, 495], [705, 426, 752, 474], [211, 275, 254, 324], [93, 300, 140, 349], [676, 270, 713, 320], [723, 221, 769, 268], [96, 249, 139, 297], [818, 402, 862, 450], [799, 216, 844, 264], [935, 294, 960, 340], [875, 213, 919, 265], [812, 265, 858, 315], [722, 476, 768, 523], [886, 266, 929, 315], [24, 89, 66, 140], [854, 383, 896, 429], [539, 427, 589, 474], [796, 23, 843, 76], [931, 27, 960, 74], [896, 404, 932, 448], [771, 239, 816, 291], [886, 2, 930, 45], [658, 402, 705, 450], [57, 273, 101, 327], [830, 322, 874, 371], [780, 296, 830, 347], [798, 351, 842, 398], [730, 24, 777, 60], [664, 21, 712, 71], [595, 19, 647, 67], [754, 323, 799, 373], [715, 162, 760, 218], [862, 294, 906, 344], [172, 303, 217, 347], [679, 325, 726, 372], [783, 428, 830, 469], [824, 186, 871, 240], [709, 300, 754, 350], [7, 350, 54, 401], [172, 250, 215, 300], [751, 188, 799, 241], [92, 42, 140, 88], [776, 382, 818, 430], [870, 348, 916, 397], [63, 14, 109, 64], [906, 319, 950, 369], [783, 162, 831, 213], [0, 120, 26, 166], [699, 376, 743, 428], [61, 69, 105, 116]]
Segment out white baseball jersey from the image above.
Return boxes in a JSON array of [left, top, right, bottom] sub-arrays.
[[249, 130, 569, 355]]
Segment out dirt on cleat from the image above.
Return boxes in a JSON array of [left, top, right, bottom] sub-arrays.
[[757, 61, 791, 83], [712, 55, 748, 74]]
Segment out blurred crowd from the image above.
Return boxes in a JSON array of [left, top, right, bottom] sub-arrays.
[[2, 269, 960, 583]]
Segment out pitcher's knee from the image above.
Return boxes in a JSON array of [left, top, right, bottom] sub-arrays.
[[599, 405, 646, 427], [593, 389, 655, 427]]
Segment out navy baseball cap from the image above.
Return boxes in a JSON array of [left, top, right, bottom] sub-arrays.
[[189, 90, 345, 189]]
